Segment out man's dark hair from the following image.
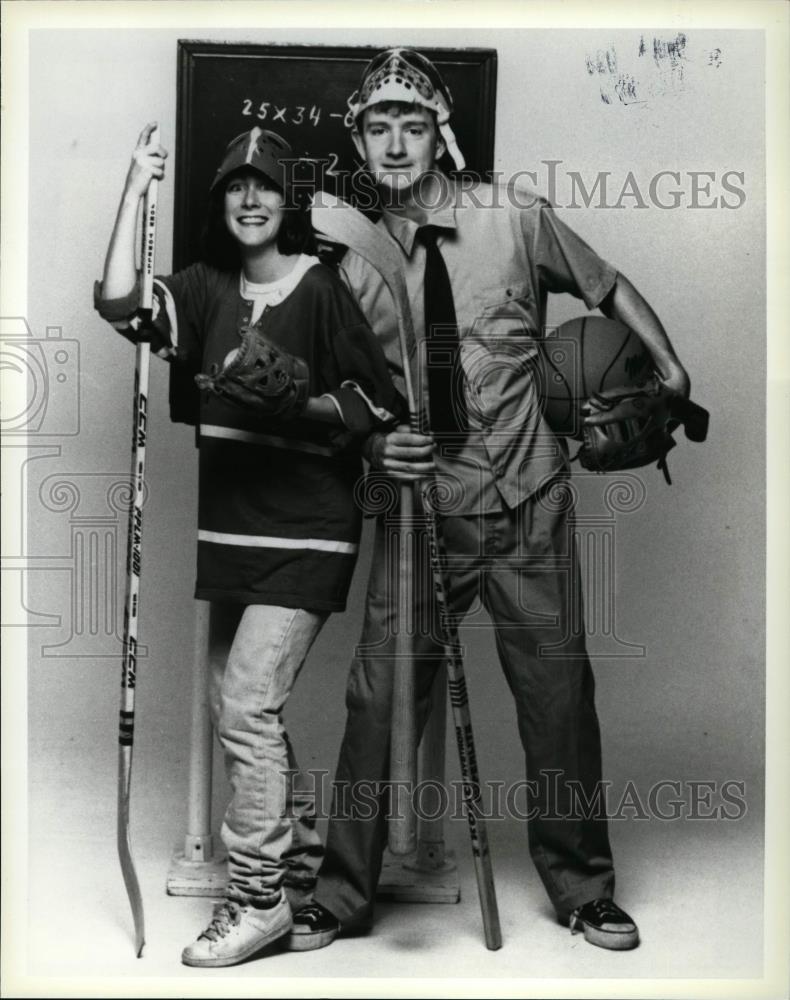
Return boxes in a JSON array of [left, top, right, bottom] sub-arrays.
[[201, 170, 316, 271]]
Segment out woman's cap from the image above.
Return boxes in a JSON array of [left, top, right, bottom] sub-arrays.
[[210, 127, 293, 193]]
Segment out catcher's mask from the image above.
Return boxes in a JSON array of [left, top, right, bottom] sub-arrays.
[[348, 48, 466, 170], [210, 127, 293, 194]]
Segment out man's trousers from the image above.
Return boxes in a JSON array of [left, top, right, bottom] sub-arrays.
[[314, 482, 616, 928]]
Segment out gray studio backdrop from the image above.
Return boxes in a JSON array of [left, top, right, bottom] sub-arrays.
[[22, 23, 764, 968]]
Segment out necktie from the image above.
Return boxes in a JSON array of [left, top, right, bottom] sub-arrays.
[[416, 225, 467, 438]]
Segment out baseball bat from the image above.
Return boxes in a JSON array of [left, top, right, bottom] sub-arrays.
[[311, 192, 502, 948], [117, 130, 158, 957]]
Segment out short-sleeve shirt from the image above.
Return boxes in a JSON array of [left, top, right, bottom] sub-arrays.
[[342, 175, 618, 511]]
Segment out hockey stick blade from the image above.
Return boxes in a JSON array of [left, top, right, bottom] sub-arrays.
[[310, 190, 406, 293], [310, 191, 417, 405], [118, 744, 145, 956]]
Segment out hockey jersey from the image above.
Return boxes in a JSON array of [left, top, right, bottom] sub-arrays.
[[95, 256, 402, 611]]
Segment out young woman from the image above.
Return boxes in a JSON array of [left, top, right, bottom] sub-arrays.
[[95, 123, 401, 967]]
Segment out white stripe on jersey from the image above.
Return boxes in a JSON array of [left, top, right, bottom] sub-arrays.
[[199, 529, 358, 554], [153, 278, 179, 350], [200, 423, 337, 456]]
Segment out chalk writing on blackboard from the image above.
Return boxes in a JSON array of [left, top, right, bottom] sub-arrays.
[[239, 100, 348, 128]]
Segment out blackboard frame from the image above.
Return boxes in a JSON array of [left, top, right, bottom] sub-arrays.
[[174, 41, 498, 270]]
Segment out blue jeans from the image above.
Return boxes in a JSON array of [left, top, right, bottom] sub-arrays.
[[208, 603, 327, 906]]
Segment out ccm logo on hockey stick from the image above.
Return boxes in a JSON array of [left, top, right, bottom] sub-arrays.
[[135, 394, 148, 448], [122, 635, 138, 690]]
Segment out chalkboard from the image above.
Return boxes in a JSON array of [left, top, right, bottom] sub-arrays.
[[173, 41, 498, 270]]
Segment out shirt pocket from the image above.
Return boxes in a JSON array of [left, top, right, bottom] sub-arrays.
[[467, 279, 540, 364], [462, 281, 543, 431], [476, 280, 538, 339]]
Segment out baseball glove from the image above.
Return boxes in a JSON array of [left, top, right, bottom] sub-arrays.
[[194, 326, 310, 420], [578, 376, 681, 482]]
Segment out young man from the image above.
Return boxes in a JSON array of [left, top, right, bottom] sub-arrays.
[[288, 48, 691, 953]]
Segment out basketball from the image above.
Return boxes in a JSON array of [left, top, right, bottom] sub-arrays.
[[537, 316, 654, 438]]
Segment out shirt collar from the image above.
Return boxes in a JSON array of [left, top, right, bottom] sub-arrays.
[[380, 172, 458, 257], [240, 254, 319, 303]]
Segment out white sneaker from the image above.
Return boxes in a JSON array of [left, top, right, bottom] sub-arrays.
[[181, 895, 293, 968]]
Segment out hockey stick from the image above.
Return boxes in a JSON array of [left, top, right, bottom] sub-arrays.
[[312, 194, 418, 856], [117, 140, 158, 957], [311, 192, 502, 950]]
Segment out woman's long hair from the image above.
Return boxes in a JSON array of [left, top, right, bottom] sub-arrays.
[[201, 169, 316, 271]]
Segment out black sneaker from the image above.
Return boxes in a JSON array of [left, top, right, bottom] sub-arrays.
[[569, 898, 639, 950], [285, 902, 340, 952]]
